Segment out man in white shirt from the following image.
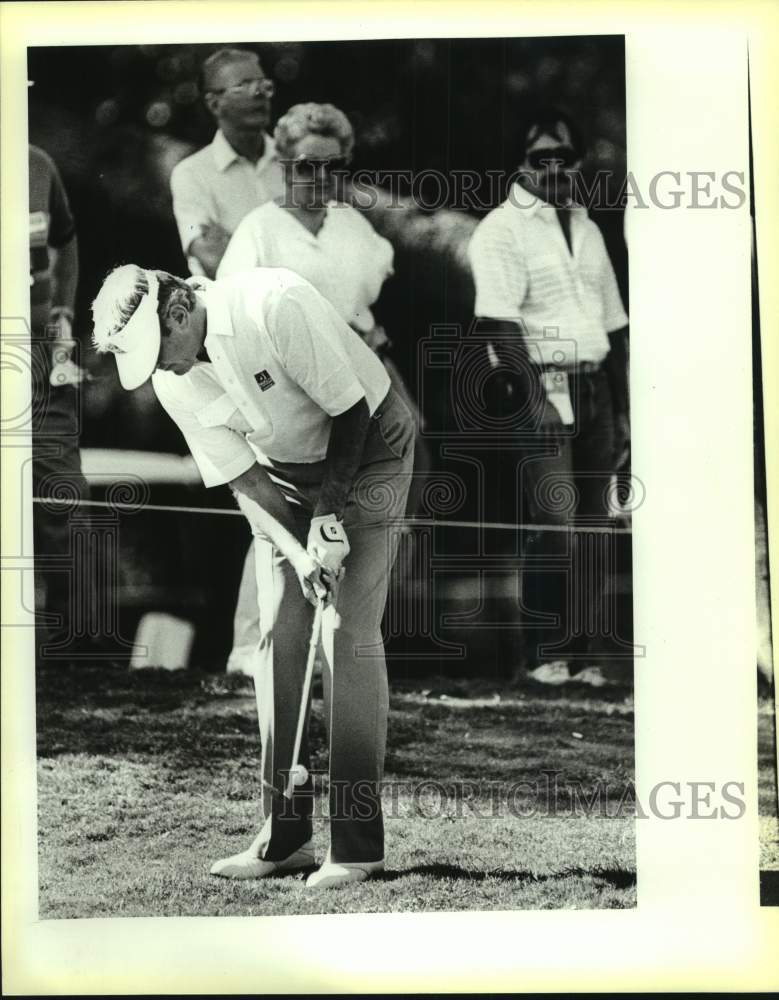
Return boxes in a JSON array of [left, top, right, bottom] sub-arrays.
[[92, 264, 414, 889], [170, 47, 285, 673], [170, 48, 284, 278], [468, 109, 630, 687]]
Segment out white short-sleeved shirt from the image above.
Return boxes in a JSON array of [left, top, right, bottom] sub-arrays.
[[217, 200, 394, 334], [467, 186, 628, 365], [170, 130, 284, 269], [151, 268, 391, 487]]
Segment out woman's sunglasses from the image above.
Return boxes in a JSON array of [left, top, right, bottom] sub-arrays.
[[526, 146, 579, 170], [287, 157, 349, 175]]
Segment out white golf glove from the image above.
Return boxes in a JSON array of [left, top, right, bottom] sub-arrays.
[[307, 514, 350, 575]]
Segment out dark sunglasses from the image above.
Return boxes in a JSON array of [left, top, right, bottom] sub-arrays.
[[526, 146, 579, 170], [287, 157, 349, 174]]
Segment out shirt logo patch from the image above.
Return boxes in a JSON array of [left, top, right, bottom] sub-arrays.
[[254, 369, 275, 392]]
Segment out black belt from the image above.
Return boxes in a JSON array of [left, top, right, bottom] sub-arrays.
[[538, 360, 603, 375]]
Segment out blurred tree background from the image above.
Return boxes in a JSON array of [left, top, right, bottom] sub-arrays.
[[27, 36, 627, 454], [27, 37, 629, 671]]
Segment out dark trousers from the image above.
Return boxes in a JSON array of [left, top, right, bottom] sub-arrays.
[[31, 334, 91, 660], [518, 367, 616, 668], [248, 389, 415, 863]]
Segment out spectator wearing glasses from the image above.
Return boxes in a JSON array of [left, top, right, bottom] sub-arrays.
[[468, 108, 630, 687], [170, 48, 283, 278], [217, 103, 428, 674], [219, 103, 397, 362], [169, 48, 282, 674]]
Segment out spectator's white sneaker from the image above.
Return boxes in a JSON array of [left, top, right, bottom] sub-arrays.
[[528, 661, 571, 685], [572, 667, 608, 688], [210, 839, 316, 879], [306, 857, 385, 889]]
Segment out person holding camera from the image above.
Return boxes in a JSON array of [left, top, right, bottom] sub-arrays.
[[468, 109, 629, 686]]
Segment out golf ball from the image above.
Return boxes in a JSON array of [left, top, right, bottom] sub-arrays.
[[291, 764, 308, 786]]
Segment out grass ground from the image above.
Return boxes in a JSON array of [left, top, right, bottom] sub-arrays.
[[37, 663, 638, 917], [758, 696, 779, 880]]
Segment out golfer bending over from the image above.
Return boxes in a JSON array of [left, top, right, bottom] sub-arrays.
[[92, 264, 413, 889]]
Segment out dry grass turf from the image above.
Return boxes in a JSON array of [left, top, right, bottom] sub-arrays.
[[36, 663, 638, 917]]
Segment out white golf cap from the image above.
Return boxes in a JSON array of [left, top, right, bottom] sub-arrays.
[[92, 268, 161, 390]]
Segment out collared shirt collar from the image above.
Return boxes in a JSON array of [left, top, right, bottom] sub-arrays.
[[509, 184, 588, 219], [211, 129, 277, 174], [186, 275, 234, 339], [276, 198, 337, 244]]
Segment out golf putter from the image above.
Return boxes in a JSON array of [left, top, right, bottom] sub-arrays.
[[284, 597, 324, 799]]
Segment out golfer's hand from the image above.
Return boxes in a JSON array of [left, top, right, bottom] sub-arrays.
[[290, 549, 331, 607], [307, 514, 350, 575]]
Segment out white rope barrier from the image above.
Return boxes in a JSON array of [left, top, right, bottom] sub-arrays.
[[31, 496, 633, 534]]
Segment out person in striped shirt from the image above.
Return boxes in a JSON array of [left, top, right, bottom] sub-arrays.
[[468, 109, 630, 687]]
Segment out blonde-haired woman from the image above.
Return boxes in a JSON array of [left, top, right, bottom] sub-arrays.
[[219, 102, 398, 354], [219, 102, 425, 675]]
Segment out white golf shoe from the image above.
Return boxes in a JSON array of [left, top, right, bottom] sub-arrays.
[[572, 666, 608, 688], [210, 838, 316, 879], [528, 661, 571, 685], [306, 854, 385, 889]]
